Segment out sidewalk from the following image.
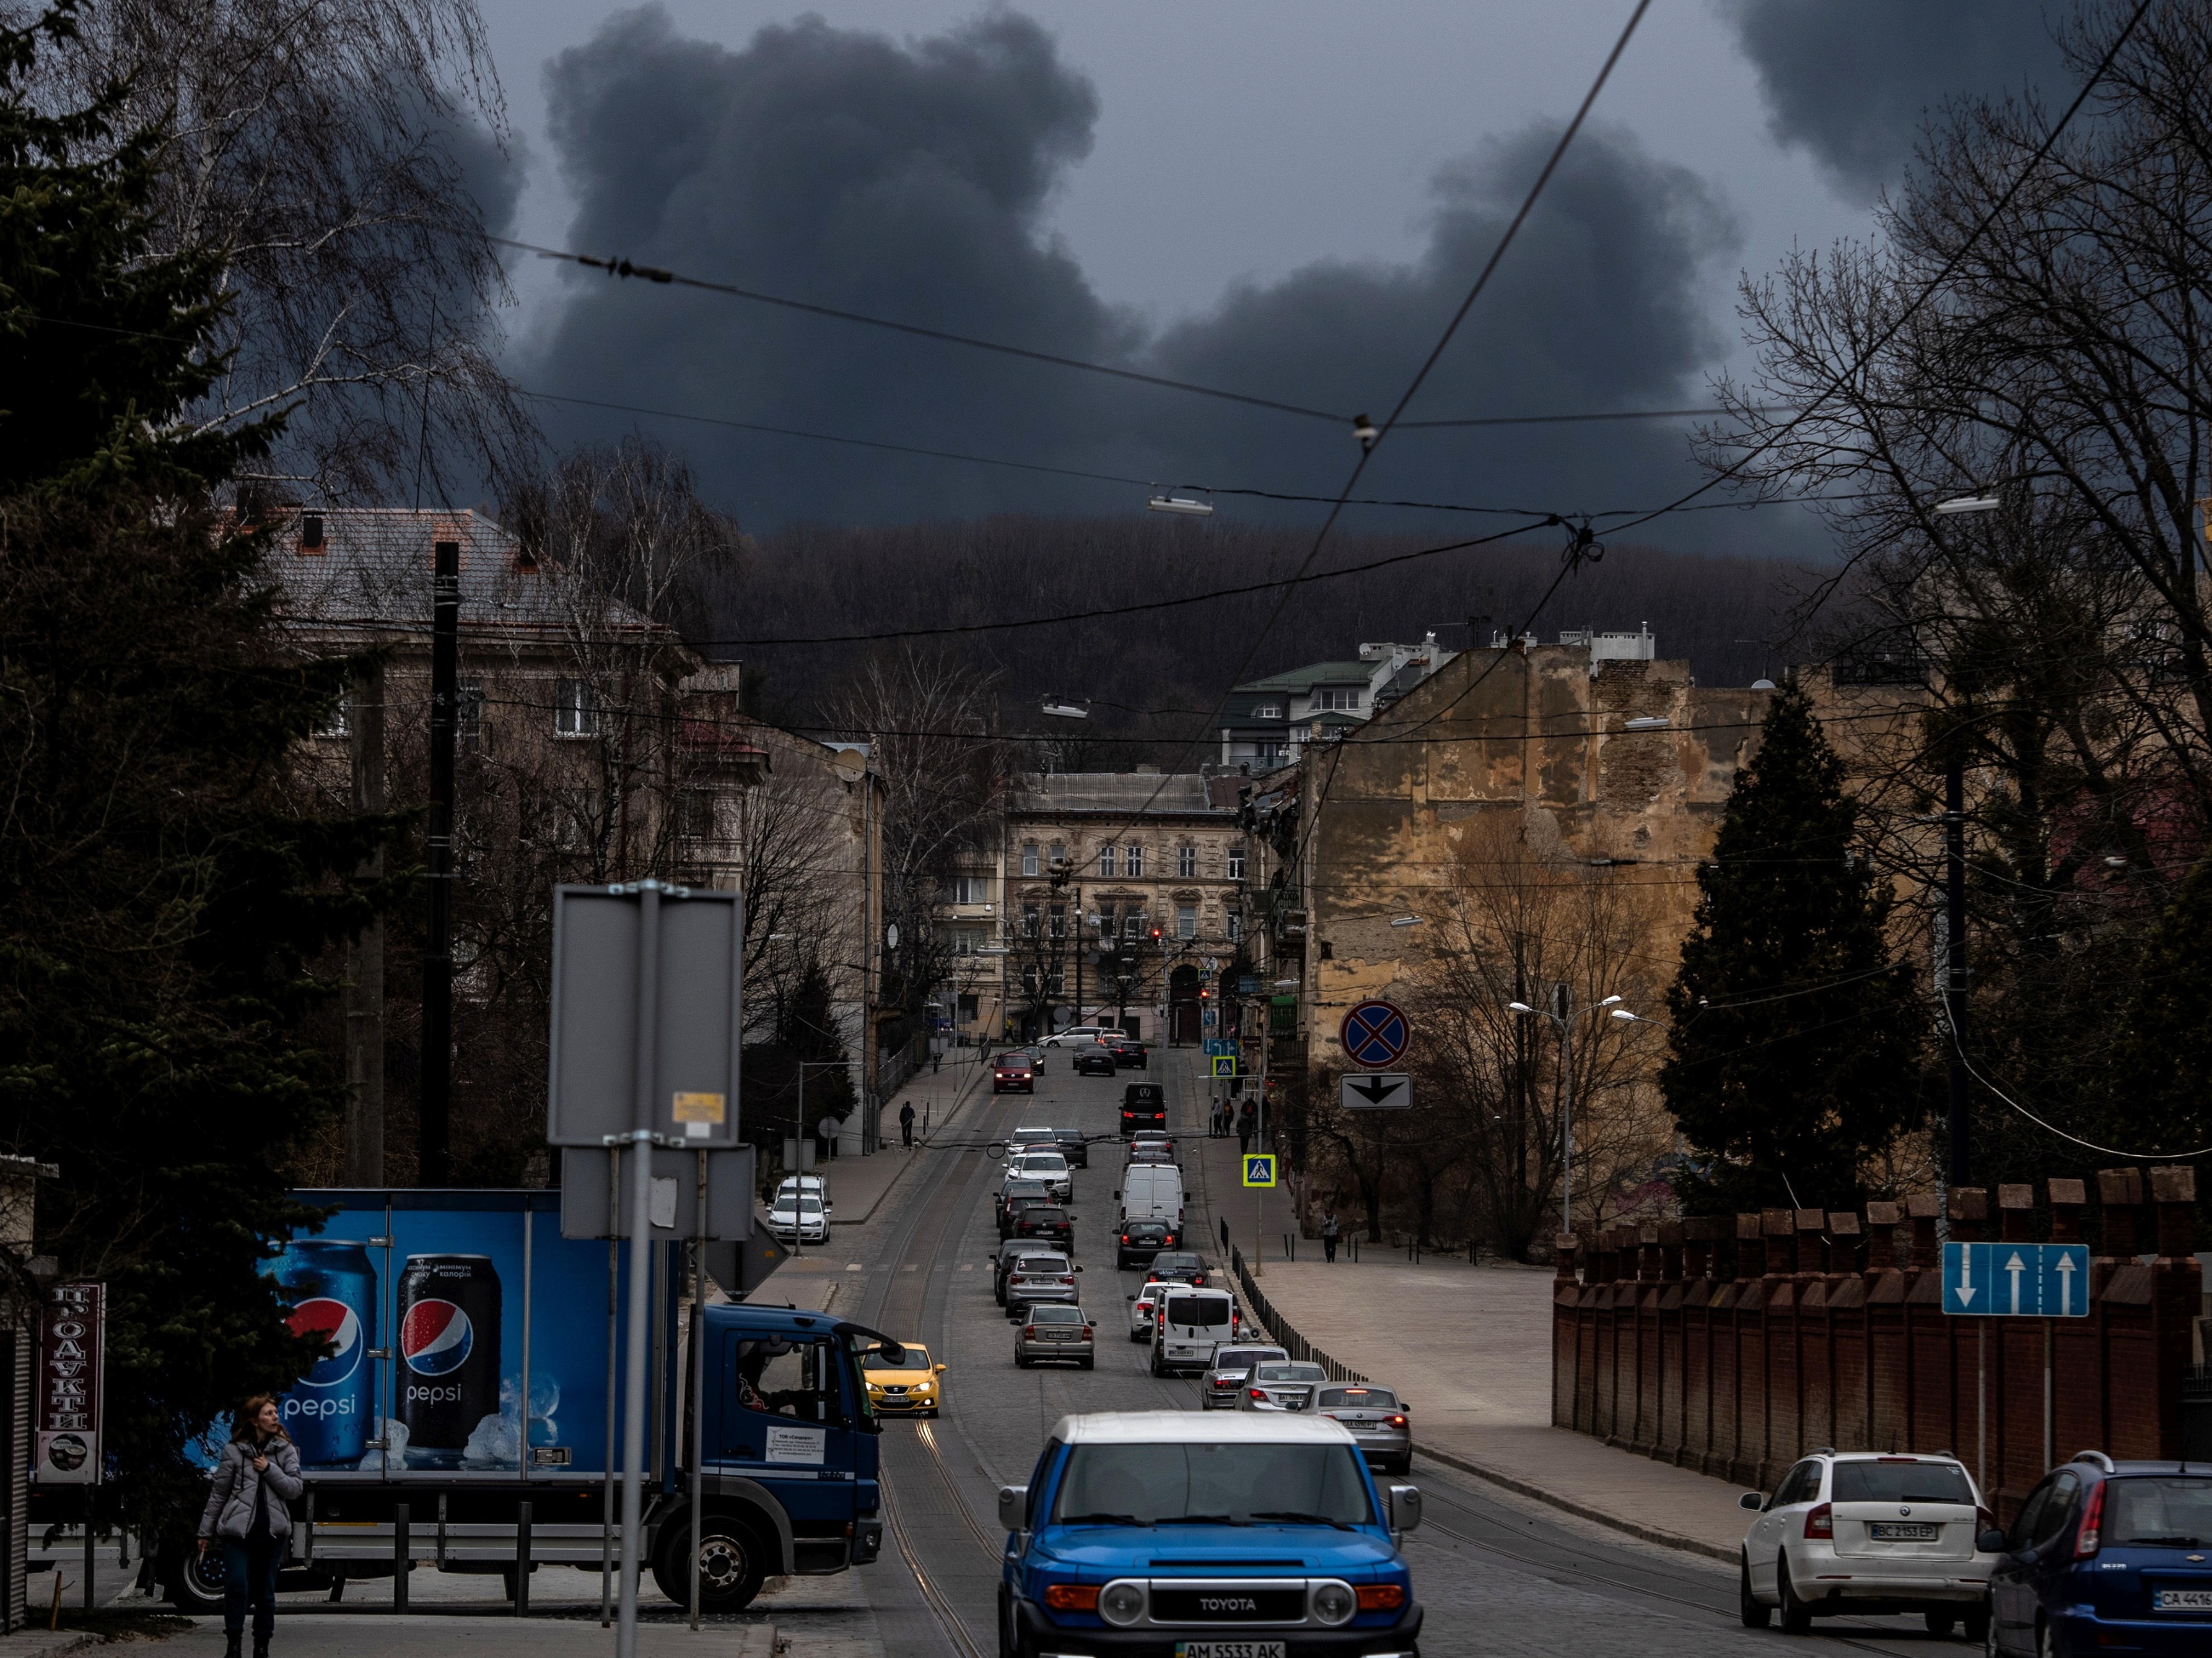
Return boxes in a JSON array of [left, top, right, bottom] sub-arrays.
[[1178, 1055, 1751, 1564], [816, 1051, 993, 1229]]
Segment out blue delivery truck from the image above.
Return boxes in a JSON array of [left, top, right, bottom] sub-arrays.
[[147, 1189, 891, 1614]]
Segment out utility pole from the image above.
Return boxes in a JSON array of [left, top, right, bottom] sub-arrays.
[[1554, 982, 1576, 1238], [419, 538, 459, 1186], [345, 658, 387, 1183], [1944, 758, 1970, 1188]]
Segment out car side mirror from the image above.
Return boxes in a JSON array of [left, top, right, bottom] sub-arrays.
[[1075, 1266, 1085, 1272], [1739, 1493, 1765, 1512], [1113, 1191, 1120, 1199], [1126, 1293, 1136, 1300], [1388, 1484, 1422, 1534], [998, 1485, 1028, 1531], [1978, 1529, 2009, 1554], [934, 1364, 947, 1374]]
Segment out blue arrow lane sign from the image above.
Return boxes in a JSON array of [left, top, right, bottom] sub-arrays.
[[1941, 1242, 2091, 1317]]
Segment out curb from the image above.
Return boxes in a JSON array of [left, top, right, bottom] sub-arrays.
[[1410, 1443, 1738, 1565]]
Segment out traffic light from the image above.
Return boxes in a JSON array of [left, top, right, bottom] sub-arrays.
[[1149, 927, 1161, 941]]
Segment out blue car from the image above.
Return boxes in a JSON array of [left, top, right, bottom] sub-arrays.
[[1985, 1451, 2212, 1655], [995, 1410, 1422, 1658]]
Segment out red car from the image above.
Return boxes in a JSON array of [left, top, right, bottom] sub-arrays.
[[993, 1054, 1035, 1093]]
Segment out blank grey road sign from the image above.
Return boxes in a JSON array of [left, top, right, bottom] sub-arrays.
[[1340, 1072, 1411, 1110], [558, 1144, 757, 1241], [547, 882, 744, 1148]]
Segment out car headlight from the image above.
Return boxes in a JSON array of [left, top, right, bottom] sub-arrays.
[[1310, 1581, 1356, 1626], [1097, 1580, 1145, 1627]]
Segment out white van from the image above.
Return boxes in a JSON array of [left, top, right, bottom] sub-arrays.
[[1115, 1165, 1183, 1231], [1149, 1285, 1240, 1376]]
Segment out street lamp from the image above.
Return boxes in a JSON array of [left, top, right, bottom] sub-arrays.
[[1390, 914, 1423, 928], [1146, 493, 1215, 516], [1510, 991, 1625, 1236], [1041, 698, 1090, 719], [1932, 493, 2002, 516]]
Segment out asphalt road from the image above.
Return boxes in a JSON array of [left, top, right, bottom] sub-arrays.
[[840, 1046, 1971, 1658]]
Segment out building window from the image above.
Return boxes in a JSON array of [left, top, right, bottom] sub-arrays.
[[1125, 844, 1145, 879], [1097, 902, 1117, 939], [1227, 911, 1242, 943], [1255, 743, 1286, 766], [1048, 841, 1067, 869], [1177, 845, 1197, 879], [958, 994, 979, 1023], [313, 695, 349, 739], [1124, 909, 1143, 939], [1228, 846, 1246, 880], [1021, 842, 1039, 877], [1023, 903, 1040, 937], [1097, 844, 1117, 878], [1048, 903, 1067, 939], [953, 874, 989, 904], [680, 789, 718, 842], [1047, 970, 1065, 997], [1177, 904, 1198, 940], [1253, 703, 1282, 719], [1314, 687, 1360, 711], [555, 677, 601, 738]]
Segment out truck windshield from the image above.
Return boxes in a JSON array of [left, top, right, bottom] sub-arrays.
[[1053, 1443, 1373, 1526]]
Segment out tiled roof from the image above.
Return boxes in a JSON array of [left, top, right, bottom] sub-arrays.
[[1007, 772, 1234, 816], [269, 508, 668, 638], [1232, 660, 1373, 693]]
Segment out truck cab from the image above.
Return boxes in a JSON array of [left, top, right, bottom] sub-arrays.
[[996, 1410, 1422, 1658]]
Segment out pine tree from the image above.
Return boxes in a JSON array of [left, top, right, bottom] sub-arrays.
[[1660, 684, 1926, 1214], [2105, 851, 2212, 1167], [0, 3, 396, 1536]]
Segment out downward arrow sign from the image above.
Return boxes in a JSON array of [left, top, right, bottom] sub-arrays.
[[1348, 1076, 1403, 1104], [1954, 1246, 1977, 1308]]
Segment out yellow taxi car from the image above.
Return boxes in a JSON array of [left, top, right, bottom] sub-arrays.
[[861, 1342, 946, 1416]]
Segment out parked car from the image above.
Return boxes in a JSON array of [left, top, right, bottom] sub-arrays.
[[773, 1173, 833, 1219], [1143, 1251, 1211, 1290], [1004, 1251, 1081, 1319], [1149, 1285, 1239, 1376], [767, 1192, 827, 1244], [1073, 1043, 1117, 1077], [1984, 1452, 2212, 1656], [1107, 1036, 1148, 1069], [1007, 1149, 1073, 1202], [860, 1342, 946, 1417], [1014, 1302, 1096, 1369], [996, 1413, 1423, 1658], [1315, 1384, 1411, 1473], [1199, 1345, 1289, 1411], [992, 1053, 1035, 1094], [1738, 1450, 1997, 1639], [1115, 1219, 1176, 1268], [1240, 1360, 1330, 1412], [1014, 1205, 1077, 1251], [1120, 1082, 1166, 1136]]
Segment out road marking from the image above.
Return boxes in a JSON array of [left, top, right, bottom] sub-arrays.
[[844, 1262, 864, 1270], [957, 1262, 973, 1271], [903, 1262, 918, 1271]]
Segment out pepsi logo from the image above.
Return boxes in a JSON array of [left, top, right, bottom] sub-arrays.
[[401, 1299, 474, 1376], [288, 1298, 363, 1387]]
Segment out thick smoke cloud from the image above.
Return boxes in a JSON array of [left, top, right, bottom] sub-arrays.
[[1726, 0, 2070, 202], [523, 7, 1758, 547]]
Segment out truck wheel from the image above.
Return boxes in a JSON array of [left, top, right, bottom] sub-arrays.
[[162, 1543, 229, 1614], [651, 1514, 767, 1612]]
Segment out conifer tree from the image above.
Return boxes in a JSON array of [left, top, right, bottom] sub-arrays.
[[2105, 852, 2212, 1166], [1660, 684, 1926, 1214]]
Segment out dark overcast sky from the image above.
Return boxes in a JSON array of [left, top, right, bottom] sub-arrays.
[[465, 1, 2080, 546]]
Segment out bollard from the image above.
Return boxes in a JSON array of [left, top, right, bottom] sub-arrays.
[[393, 1503, 409, 1614], [515, 1501, 532, 1616]]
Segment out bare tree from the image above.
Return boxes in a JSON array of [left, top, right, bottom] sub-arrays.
[[28, 0, 530, 498]]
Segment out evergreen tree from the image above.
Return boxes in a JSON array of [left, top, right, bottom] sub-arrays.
[[2105, 851, 2212, 1170], [0, 3, 396, 1536], [1660, 685, 1926, 1214]]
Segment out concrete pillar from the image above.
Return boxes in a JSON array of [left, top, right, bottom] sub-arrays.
[[1826, 1211, 1862, 1275], [1948, 1186, 1988, 1242], [2149, 1165, 2198, 1259], [2097, 1167, 2145, 1256], [1998, 1183, 2036, 1243], [1907, 1194, 1941, 1268], [1864, 1202, 1901, 1272], [2046, 1178, 2086, 1243]]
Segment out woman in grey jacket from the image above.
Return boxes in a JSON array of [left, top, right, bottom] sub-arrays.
[[197, 1397, 302, 1658]]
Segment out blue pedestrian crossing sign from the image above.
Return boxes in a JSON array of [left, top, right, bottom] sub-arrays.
[[1941, 1242, 2091, 1318], [1211, 1055, 1240, 1078], [1242, 1154, 1277, 1188]]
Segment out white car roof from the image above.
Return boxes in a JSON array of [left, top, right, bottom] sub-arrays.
[[1055, 1410, 1356, 1447]]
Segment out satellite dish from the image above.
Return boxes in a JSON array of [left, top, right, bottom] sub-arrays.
[[826, 747, 867, 783]]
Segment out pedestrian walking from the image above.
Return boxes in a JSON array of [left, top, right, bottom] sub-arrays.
[[1322, 1211, 1340, 1263], [899, 1100, 915, 1148], [1236, 1101, 1257, 1155], [198, 1394, 303, 1658]]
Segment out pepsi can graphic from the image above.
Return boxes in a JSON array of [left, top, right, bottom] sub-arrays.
[[276, 1240, 376, 1467], [397, 1254, 501, 1462]]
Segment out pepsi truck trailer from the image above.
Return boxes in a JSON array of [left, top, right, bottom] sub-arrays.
[[140, 1189, 888, 1615]]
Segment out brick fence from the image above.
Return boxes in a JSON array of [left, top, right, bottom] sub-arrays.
[[1551, 1168, 2202, 1520]]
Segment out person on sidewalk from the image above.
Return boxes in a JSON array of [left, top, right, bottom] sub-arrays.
[[1321, 1211, 1340, 1262], [899, 1100, 916, 1148], [1236, 1102, 1257, 1156], [198, 1394, 303, 1658]]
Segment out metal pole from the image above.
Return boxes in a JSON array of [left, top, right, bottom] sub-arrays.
[[393, 1502, 409, 1615], [2043, 1318, 2055, 1472], [617, 882, 662, 1658], [419, 538, 459, 1185], [689, 1151, 707, 1630], [1557, 998, 1576, 1239], [600, 1152, 619, 1627], [345, 657, 387, 1184], [81, 1493, 91, 1611], [1945, 760, 1970, 1188], [1976, 1322, 1987, 1497]]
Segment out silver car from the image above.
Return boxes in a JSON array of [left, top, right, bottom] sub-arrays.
[[1197, 1344, 1288, 1411], [1237, 1360, 1329, 1412], [1315, 1383, 1411, 1473], [1013, 1302, 1096, 1369], [1003, 1251, 1080, 1319]]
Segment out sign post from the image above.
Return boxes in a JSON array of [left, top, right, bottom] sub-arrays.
[[1339, 1073, 1410, 1110], [1941, 1242, 2089, 1482], [1243, 1154, 1277, 1280]]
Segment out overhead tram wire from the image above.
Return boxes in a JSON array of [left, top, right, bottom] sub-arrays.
[[1599, 0, 2158, 544]]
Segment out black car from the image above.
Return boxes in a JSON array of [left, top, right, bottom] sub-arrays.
[[989, 1238, 1036, 1304], [1073, 1043, 1117, 1077], [1144, 1251, 1211, 1290], [1115, 1219, 1176, 1268], [1120, 1082, 1166, 1135], [997, 1179, 1051, 1239], [1014, 1205, 1076, 1250], [1107, 1037, 1148, 1069], [1050, 1126, 1089, 1168]]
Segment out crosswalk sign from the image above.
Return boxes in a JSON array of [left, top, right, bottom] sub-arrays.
[[1242, 1154, 1277, 1188], [1211, 1055, 1240, 1078]]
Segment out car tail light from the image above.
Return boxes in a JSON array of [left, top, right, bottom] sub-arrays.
[[1251, 1387, 1266, 1399], [1357, 1585, 1405, 1612], [1388, 1414, 1408, 1428], [1059, 1276, 1075, 1285], [1803, 1502, 1833, 1541], [1043, 1584, 1099, 1612], [1213, 1378, 1235, 1389], [1081, 1326, 1093, 1341], [2075, 1482, 2105, 1558], [1976, 1505, 1998, 1541], [1023, 1325, 1037, 1339]]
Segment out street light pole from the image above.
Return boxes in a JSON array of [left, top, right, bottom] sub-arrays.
[[1509, 989, 1624, 1239], [1944, 759, 1971, 1188]]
